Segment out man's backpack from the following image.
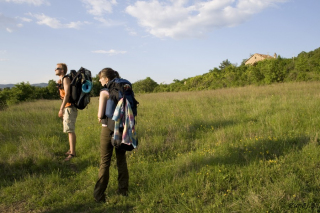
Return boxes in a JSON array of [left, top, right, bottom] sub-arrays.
[[63, 67, 92, 110], [101, 78, 139, 150]]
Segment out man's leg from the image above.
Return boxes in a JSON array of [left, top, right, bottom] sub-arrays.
[[64, 107, 77, 160], [69, 132, 76, 155]]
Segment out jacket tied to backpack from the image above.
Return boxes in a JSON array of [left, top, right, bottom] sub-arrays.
[[111, 98, 137, 151]]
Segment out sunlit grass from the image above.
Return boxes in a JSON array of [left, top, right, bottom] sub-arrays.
[[1, 82, 320, 212]]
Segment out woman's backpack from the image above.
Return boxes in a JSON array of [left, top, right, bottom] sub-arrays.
[[101, 78, 139, 150], [102, 78, 138, 127]]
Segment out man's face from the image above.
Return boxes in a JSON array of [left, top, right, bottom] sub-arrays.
[[55, 65, 63, 76]]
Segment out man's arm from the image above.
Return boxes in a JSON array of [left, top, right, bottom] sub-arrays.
[[58, 77, 71, 118]]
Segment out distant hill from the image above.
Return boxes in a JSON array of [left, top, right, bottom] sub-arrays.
[[0, 83, 48, 89], [31, 83, 48, 88], [0, 84, 15, 89]]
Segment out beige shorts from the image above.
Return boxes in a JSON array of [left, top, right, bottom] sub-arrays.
[[63, 107, 78, 133]]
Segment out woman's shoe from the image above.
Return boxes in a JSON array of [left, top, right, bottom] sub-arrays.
[[116, 190, 128, 196], [95, 197, 106, 203]]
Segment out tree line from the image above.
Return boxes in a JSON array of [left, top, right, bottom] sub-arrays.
[[133, 47, 320, 92], [1, 47, 319, 109], [0, 80, 59, 110]]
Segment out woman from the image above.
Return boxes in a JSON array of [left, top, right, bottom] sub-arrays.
[[93, 68, 129, 203]]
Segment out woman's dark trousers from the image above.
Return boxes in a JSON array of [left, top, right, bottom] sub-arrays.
[[94, 127, 129, 202]]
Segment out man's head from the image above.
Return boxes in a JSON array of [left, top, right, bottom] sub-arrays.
[[55, 63, 68, 76]]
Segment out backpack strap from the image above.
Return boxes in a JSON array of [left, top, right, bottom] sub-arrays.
[[60, 74, 74, 105], [70, 70, 82, 85], [61, 74, 70, 89]]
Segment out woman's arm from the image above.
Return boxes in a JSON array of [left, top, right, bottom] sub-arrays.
[[98, 90, 109, 122]]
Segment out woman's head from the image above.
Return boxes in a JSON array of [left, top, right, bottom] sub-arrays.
[[98, 68, 120, 86]]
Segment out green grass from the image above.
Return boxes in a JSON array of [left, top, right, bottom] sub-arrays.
[[1, 82, 320, 212]]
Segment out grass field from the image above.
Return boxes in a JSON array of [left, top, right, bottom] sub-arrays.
[[1, 81, 320, 212]]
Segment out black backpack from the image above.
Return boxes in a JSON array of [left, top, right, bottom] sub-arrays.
[[101, 78, 139, 150], [62, 67, 92, 110]]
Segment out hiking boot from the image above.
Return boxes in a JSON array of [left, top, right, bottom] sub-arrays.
[[95, 196, 106, 203], [116, 190, 128, 196]]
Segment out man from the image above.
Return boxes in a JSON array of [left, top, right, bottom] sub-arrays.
[[55, 63, 77, 161]]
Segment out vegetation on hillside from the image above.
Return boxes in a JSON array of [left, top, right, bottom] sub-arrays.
[[134, 47, 320, 92], [0, 80, 59, 110]]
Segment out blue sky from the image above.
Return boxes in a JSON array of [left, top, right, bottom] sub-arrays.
[[0, 0, 319, 84]]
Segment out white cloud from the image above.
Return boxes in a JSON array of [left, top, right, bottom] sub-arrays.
[[66, 21, 88, 29], [92, 49, 127, 55], [82, 0, 120, 27], [4, 0, 49, 6], [82, 0, 117, 16], [20, 17, 32, 22], [126, 0, 288, 39], [0, 58, 9, 61], [0, 14, 33, 32], [126, 27, 137, 36], [93, 16, 122, 26], [28, 13, 87, 29]]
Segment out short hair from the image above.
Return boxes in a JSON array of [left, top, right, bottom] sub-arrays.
[[57, 63, 68, 75]]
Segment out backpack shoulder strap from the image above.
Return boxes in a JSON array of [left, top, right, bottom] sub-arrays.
[[70, 70, 81, 85], [62, 74, 68, 81], [105, 79, 116, 89], [100, 87, 109, 93], [61, 75, 70, 89]]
